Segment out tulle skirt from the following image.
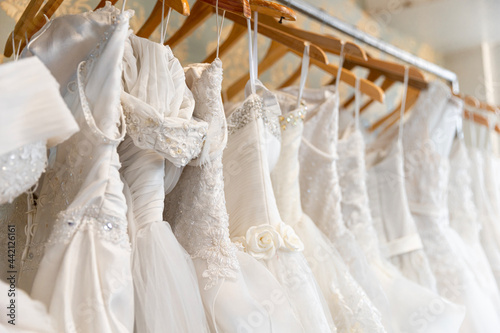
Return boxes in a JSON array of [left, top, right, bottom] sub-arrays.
[[190, 251, 306, 333], [132, 221, 210, 333], [295, 214, 388, 332]]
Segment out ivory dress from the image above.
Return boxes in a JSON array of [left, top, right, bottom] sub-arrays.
[[271, 90, 388, 332], [223, 81, 335, 332], [119, 34, 210, 332], [18, 4, 135, 331]]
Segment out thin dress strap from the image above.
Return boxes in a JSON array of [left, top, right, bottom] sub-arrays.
[[296, 42, 310, 108], [397, 65, 410, 144]]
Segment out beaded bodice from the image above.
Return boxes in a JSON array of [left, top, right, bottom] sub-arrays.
[[19, 5, 132, 291], [165, 60, 240, 290]]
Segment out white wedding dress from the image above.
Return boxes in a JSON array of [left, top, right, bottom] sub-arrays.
[[0, 56, 78, 333], [403, 81, 500, 332], [223, 80, 336, 332], [365, 112, 437, 290], [448, 137, 500, 314], [271, 89, 388, 332], [468, 123, 500, 286], [18, 4, 135, 332], [165, 59, 305, 332], [287, 84, 392, 317], [336, 86, 465, 333], [119, 34, 210, 332]]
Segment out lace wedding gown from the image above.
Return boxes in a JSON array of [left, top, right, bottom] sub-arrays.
[[271, 90, 388, 332], [0, 56, 78, 333], [403, 81, 500, 332], [285, 85, 391, 316], [337, 86, 465, 333], [448, 138, 500, 313], [18, 4, 135, 331], [223, 80, 336, 332], [119, 34, 209, 332], [468, 125, 500, 286], [165, 59, 306, 332]]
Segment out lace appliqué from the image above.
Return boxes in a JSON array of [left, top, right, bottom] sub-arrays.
[[122, 101, 208, 168], [48, 205, 130, 249], [0, 141, 47, 204], [227, 95, 280, 140]]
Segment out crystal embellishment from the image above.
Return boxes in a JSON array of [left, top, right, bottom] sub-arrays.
[[227, 95, 281, 139]]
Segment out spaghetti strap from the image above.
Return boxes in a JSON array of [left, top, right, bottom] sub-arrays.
[[397, 66, 410, 144]]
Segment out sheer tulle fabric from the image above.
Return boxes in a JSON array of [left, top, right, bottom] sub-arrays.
[[119, 34, 209, 332], [223, 82, 336, 332]]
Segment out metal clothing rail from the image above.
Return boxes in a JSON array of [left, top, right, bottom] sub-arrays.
[[278, 0, 460, 93]]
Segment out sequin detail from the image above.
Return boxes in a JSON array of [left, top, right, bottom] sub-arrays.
[[279, 107, 306, 131], [227, 95, 280, 139], [0, 141, 47, 204], [48, 205, 130, 249]]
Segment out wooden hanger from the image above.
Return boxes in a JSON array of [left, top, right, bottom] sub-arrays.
[[3, 0, 120, 57], [221, 11, 384, 102], [360, 76, 395, 113], [258, 15, 367, 60], [225, 41, 289, 100], [137, 0, 191, 38], [166, 0, 294, 49], [310, 57, 385, 103], [341, 70, 382, 108], [199, 0, 251, 18], [368, 85, 420, 132], [257, 15, 428, 90], [4, 0, 43, 57], [249, 0, 296, 21], [202, 1, 297, 63]]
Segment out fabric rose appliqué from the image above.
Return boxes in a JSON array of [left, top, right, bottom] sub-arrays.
[[232, 223, 304, 260], [278, 223, 304, 252], [244, 225, 283, 260]]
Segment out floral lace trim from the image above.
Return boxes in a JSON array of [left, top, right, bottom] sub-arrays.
[[191, 222, 240, 290], [227, 96, 280, 139], [0, 141, 47, 204], [47, 205, 130, 249], [123, 103, 207, 168], [232, 222, 304, 260]]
